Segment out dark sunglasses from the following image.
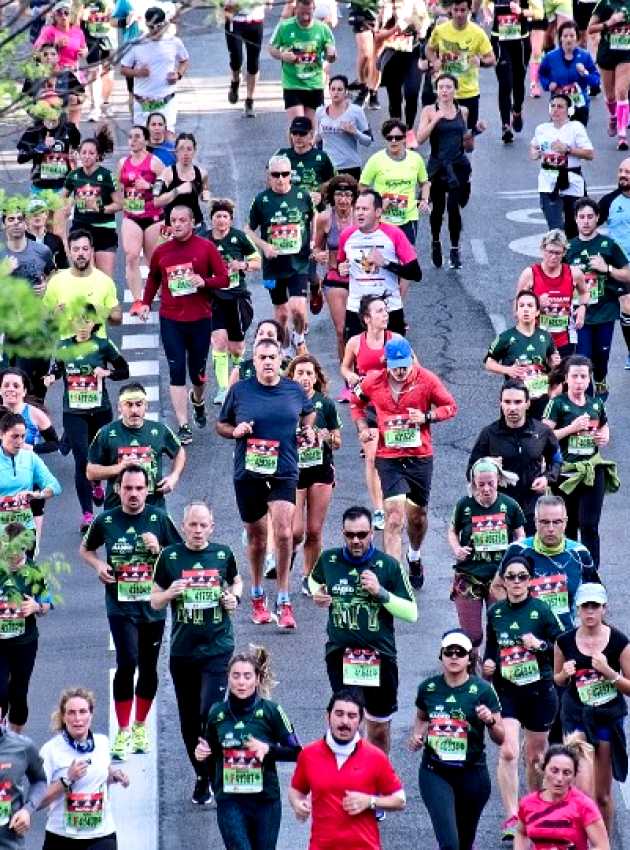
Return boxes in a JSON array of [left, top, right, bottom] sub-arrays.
[[385, 134, 405, 141], [343, 530, 370, 540], [504, 572, 530, 583], [270, 170, 291, 178], [442, 647, 469, 658], [290, 130, 309, 137]]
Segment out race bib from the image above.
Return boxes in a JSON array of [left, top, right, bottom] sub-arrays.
[[500, 645, 540, 685], [428, 715, 468, 762], [0, 493, 32, 526], [471, 513, 508, 553], [560, 82, 586, 109], [0, 784, 11, 827], [385, 33, 414, 51], [0, 601, 25, 639], [75, 184, 102, 213], [442, 51, 468, 75], [541, 150, 568, 170], [576, 668, 617, 706], [228, 267, 241, 289], [223, 749, 263, 793], [610, 24, 630, 49], [567, 420, 598, 456], [498, 13, 521, 39], [68, 373, 102, 410], [529, 573, 569, 615], [140, 97, 168, 113], [382, 193, 409, 223], [383, 416, 421, 449], [64, 790, 104, 834], [123, 188, 146, 215], [167, 261, 197, 297], [297, 431, 323, 468], [245, 438, 279, 475], [584, 270, 604, 305], [523, 365, 549, 399], [293, 42, 319, 78], [270, 222, 301, 255], [539, 296, 570, 333], [117, 446, 155, 490], [342, 648, 381, 687], [87, 9, 110, 36], [116, 562, 152, 602], [182, 569, 221, 610], [40, 153, 68, 181]]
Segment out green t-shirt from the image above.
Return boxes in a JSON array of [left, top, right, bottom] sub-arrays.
[[270, 18, 335, 90], [300, 390, 341, 470], [208, 227, 257, 298], [485, 326, 556, 399], [359, 149, 428, 225], [451, 495, 526, 582], [0, 561, 50, 644], [248, 186, 314, 278], [82, 505, 181, 621], [88, 418, 181, 508], [543, 392, 607, 464], [415, 674, 501, 766], [153, 541, 238, 660], [565, 233, 628, 325], [275, 146, 335, 195], [53, 335, 126, 415], [206, 698, 295, 800], [311, 546, 413, 659], [64, 166, 117, 229], [594, 0, 630, 49], [486, 596, 563, 685]]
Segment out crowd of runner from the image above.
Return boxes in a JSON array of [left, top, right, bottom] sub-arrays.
[[0, 0, 629, 846]]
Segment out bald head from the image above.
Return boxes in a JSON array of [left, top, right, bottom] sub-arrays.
[[618, 159, 630, 194]]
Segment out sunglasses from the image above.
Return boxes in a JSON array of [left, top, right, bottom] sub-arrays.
[[385, 134, 405, 141], [343, 530, 370, 540], [290, 130, 309, 137], [270, 171, 291, 178], [442, 647, 469, 658], [504, 572, 530, 583], [55, 8, 70, 14]]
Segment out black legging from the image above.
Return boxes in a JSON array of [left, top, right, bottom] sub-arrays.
[[430, 178, 470, 247], [43, 832, 117, 849], [419, 760, 491, 850], [108, 616, 165, 703], [225, 19, 263, 75], [561, 466, 606, 568], [0, 638, 37, 726], [383, 48, 422, 130], [492, 36, 530, 126], [64, 409, 112, 513], [170, 653, 230, 779]]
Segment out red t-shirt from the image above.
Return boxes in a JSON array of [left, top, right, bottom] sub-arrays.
[[518, 786, 601, 850], [291, 738, 403, 850]]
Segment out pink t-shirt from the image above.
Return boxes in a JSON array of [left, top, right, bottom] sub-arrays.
[[518, 787, 601, 850], [34, 25, 86, 69]]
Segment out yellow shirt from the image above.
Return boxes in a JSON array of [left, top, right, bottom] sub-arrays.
[[43, 267, 119, 336], [428, 20, 492, 100]]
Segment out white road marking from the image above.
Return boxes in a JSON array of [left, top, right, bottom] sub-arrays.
[[498, 184, 616, 198], [109, 632, 114, 651], [509, 233, 545, 258], [123, 311, 158, 325], [142, 385, 160, 402], [122, 334, 160, 350], [620, 773, 630, 810], [145, 411, 159, 421], [470, 239, 488, 265], [505, 208, 546, 225], [124, 289, 134, 304], [129, 360, 160, 377]]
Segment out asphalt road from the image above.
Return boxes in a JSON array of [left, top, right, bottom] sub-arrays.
[[1, 5, 628, 849]]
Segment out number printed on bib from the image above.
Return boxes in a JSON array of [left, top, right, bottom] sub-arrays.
[[383, 416, 421, 449], [0, 782, 12, 827], [498, 14, 521, 39], [123, 188, 146, 215], [529, 573, 569, 615], [382, 193, 409, 223], [500, 645, 540, 685], [297, 430, 323, 468], [471, 513, 508, 553], [182, 569, 221, 610], [428, 714, 468, 762], [223, 749, 263, 793], [0, 493, 32, 526], [576, 668, 617, 706], [523, 365, 549, 399], [567, 419, 598, 456], [167, 261, 197, 297], [270, 222, 301, 255], [0, 601, 25, 639], [68, 374, 102, 410], [610, 24, 630, 49], [40, 153, 68, 181], [116, 562, 153, 602], [245, 438, 279, 475], [342, 648, 381, 686], [583, 270, 605, 305], [64, 790, 104, 834]]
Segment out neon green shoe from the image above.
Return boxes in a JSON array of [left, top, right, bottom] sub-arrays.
[[131, 722, 150, 754], [111, 728, 131, 761]]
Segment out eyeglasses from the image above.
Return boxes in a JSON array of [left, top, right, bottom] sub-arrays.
[[334, 189, 354, 197], [270, 171, 291, 178], [343, 530, 370, 540], [504, 572, 530, 583], [442, 647, 469, 658], [385, 134, 405, 141], [537, 518, 566, 526]]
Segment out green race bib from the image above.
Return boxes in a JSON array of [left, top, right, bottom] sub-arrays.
[[116, 562, 152, 602], [610, 25, 630, 48], [500, 645, 540, 685], [471, 513, 508, 553], [297, 430, 323, 468], [539, 312, 569, 332], [498, 14, 521, 39], [428, 715, 468, 762], [0, 494, 32, 526], [270, 222, 301, 255], [117, 446, 155, 491], [576, 669, 617, 706], [40, 155, 68, 181], [67, 374, 102, 410], [342, 648, 381, 686], [223, 749, 263, 793], [382, 193, 409, 224], [182, 569, 221, 610], [568, 433, 596, 456], [64, 790, 104, 834], [0, 789, 11, 827], [529, 573, 569, 615], [167, 262, 197, 297], [123, 192, 146, 215], [383, 417, 421, 449], [523, 368, 549, 399], [0, 602, 25, 638], [245, 438, 279, 475], [584, 270, 605, 305]]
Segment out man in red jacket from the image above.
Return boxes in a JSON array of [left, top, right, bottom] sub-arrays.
[[351, 337, 457, 589], [138, 205, 229, 445]]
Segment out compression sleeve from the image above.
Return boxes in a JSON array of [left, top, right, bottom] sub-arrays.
[[383, 593, 418, 623], [386, 259, 422, 281], [33, 425, 59, 455]]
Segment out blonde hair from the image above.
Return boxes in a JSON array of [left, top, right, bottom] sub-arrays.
[[51, 686, 95, 732], [228, 645, 277, 699]]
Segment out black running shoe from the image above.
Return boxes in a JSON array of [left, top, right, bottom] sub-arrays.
[[431, 240, 443, 268]]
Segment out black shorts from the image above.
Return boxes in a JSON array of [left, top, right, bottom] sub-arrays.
[[348, 3, 377, 33], [529, 15, 549, 29], [597, 44, 630, 70], [211, 294, 254, 342], [326, 647, 398, 720], [297, 460, 335, 490], [375, 455, 433, 506], [344, 308, 406, 341], [80, 223, 118, 253], [323, 274, 349, 290], [399, 220, 418, 245], [159, 315, 211, 386], [268, 274, 309, 306], [497, 678, 558, 732], [234, 476, 297, 523], [86, 39, 111, 65], [456, 95, 480, 131], [283, 88, 325, 110], [125, 214, 163, 231], [573, 0, 595, 30]]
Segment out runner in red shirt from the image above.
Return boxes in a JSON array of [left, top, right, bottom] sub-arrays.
[[288, 689, 405, 850]]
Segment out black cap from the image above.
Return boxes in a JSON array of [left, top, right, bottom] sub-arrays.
[[289, 116, 313, 133], [145, 6, 166, 24]]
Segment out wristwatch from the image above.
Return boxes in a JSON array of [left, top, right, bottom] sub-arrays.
[[59, 776, 73, 792], [369, 796, 377, 810]]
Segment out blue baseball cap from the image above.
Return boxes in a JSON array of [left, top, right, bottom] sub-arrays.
[[385, 338, 413, 369]]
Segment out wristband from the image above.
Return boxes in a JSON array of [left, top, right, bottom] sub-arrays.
[[59, 776, 73, 792], [369, 796, 377, 810], [611, 672, 622, 684]]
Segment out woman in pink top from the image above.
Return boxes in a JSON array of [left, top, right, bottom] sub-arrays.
[[515, 742, 609, 850], [116, 124, 165, 313], [34, 0, 88, 71]]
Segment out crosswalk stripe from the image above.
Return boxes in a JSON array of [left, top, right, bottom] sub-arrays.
[[129, 360, 160, 377], [122, 334, 160, 350], [123, 311, 158, 325]]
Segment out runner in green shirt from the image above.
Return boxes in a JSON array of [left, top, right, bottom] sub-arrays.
[[152, 501, 242, 806], [310, 505, 417, 753], [80, 465, 181, 761], [86, 382, 185, 508], [276, 116, 335, 204]]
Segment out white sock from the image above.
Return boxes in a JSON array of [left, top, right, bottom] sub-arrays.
[[408, 546, 422, 560]]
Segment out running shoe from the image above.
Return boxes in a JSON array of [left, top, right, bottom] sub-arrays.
[[310, 281, 324, 315], [177, 423, 193, 445], [368, 90, 380, 110], [228, 79, 239, 104], [374, 809, 386, 822], [501, 125, 514, 144], [529, 81, 542, 98], [131, 722, 150, 754], [251, 595, 274, 625], [589, 83, 600, 97], [292, 333, 308, 357], [347, 79, 363, 90], [301, 576, 311, 596], [354, 86, 368, 106], [192, 776, 214, 805], [373, 509, 385, 531], [511, 112, 523, 133], [608, 117, 618, 137], [213, 388, 227, 405], [407, 555, 425, 590], [501, 815, 519, 841], [129, 300, 145, 317], [277, 601, 297, 630], [111, 729, 131, 761], [431, 240, 443, 269], [618, 137, 629, 151], [625, 354, 630, 370], [449, 247, 462, 269], [336, 386, 352, 403], [87, 107, 102, 122], [244, 98, 254, 117], [189, 390, 207, 428], [406, 129, 418, 148], [264, 553, 277, 579], [91, 483, 105, 506], [80, 511, 94, 533]]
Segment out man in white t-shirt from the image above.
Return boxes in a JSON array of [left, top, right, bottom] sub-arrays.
[[337, 189, 422, 339], [120, 6, 189, 133]]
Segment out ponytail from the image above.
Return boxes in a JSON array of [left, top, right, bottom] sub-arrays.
[[228, 644, 277, 699]]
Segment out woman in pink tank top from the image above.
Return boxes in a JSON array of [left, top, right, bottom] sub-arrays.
[[116, 124, 165, 313]]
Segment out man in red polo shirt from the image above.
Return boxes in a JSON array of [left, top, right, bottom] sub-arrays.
[[288, 689, 405, 850]]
